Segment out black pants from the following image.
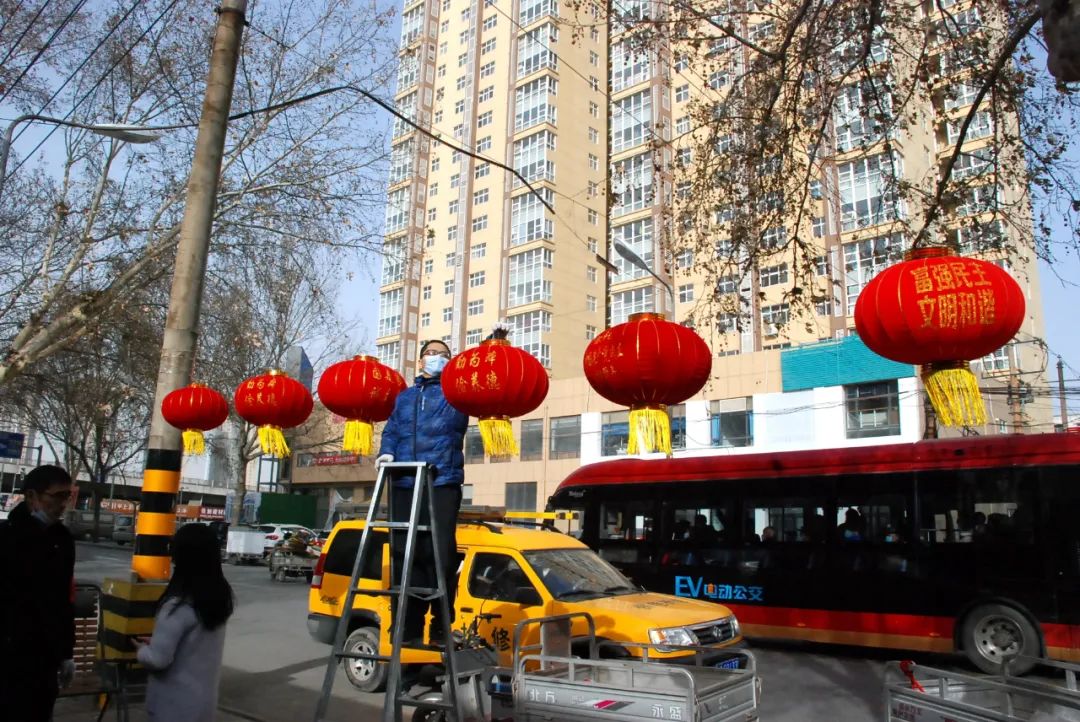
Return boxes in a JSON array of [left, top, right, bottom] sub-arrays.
[[0, 657, 59, 721], [390, 483, 462, 642]]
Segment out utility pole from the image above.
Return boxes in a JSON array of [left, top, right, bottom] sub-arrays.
[[1007, 373, 1023, 435], [131, 0, 248, 582], [1058, 356, 1069, 432]]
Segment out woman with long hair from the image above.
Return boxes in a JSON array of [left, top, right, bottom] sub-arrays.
[[134, 523, 235, 721]]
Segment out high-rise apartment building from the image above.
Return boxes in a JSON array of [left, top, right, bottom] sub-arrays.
[[373, 0, 1050, 511]]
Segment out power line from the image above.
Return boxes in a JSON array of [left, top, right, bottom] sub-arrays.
[[6, 0, 179, 179], [0, 0, 53, 71], [0, 0, 88, 107]]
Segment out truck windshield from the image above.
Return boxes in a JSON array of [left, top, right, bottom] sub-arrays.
[[523, 549, 638, 600]]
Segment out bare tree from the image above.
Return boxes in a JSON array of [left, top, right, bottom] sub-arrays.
[[569, 0, 1078, 343], [0, 0, 397, 385]]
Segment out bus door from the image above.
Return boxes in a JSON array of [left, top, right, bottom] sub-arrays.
[[830, 474, 920, 619], [1041, 465, 1080, 649], [734, 479, 834, 622], [592, 497, 658, 587]]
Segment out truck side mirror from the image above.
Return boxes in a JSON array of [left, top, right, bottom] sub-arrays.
[[513, 586, 543, 607]]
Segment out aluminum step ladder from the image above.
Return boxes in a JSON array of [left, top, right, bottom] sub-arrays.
[[313, 461, 461, 722]]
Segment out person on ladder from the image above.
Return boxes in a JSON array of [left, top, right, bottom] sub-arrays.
[[375, 339, 468, 649]]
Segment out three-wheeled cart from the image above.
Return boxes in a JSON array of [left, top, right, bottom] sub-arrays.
[[884, 656, 1080, 721], [268, 547, 317, 583]]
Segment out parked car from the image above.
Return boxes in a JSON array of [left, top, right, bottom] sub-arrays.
[[112, 515, 135, 545], [308, 519, 744, 693]]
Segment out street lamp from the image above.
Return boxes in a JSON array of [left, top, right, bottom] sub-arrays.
[[613, 241, 676, 308], [0, 113, 165, 201]]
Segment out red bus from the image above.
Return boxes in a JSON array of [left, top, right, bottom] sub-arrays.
[[548, 433, 1080, 672]]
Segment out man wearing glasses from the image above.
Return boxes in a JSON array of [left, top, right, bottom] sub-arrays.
[[376, 339, 468, 649], [0, 464, 77, 720]]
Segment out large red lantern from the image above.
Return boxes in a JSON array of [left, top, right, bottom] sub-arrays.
[[317, 355, 407, 456], [234, 369, 314, 457], [854, 246, 1025, 427], [441, 327, 549, 456], [584, 312, 712, 456], [161, 383, 229, 455]]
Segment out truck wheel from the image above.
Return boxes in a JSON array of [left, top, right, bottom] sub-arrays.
[[342, 627, 387, 693], [960, 603, 1040, 674]]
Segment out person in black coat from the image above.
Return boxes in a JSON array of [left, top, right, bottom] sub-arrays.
[[0, 465, 77, 721]]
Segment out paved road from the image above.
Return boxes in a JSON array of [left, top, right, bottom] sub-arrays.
[[73, 541, 966, 721]]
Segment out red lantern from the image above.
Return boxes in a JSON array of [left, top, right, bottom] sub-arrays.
[[854, 246, 1025, 427], [161, 383, 229, 455], [317, 355, 407, 455], [584, 312, 712, 456], [233, 369, 314, 457], [441, 328, 549, 456]]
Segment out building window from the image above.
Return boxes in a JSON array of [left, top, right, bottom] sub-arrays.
[[473, 188, 489, 204], [478, 85, 494, 102], [427, 208, 437, 223], [480, 61, 495, 78], [471, 243, 487, 259], [587, 209, 598, 225], [376, 288, 404, 338], [380, 237, 407, 285], [611, 218, 654, 281], [611, 39, 652, 92], [601, 410, 629, 456], [585, 324, 597, 340], [465, 425, 485, 464], [759, 263, 789, 287], [514, 75, 558, 132], [505, 481, 538, 511], [420, 312, 430, 328], [710, 398, 752, 447], [675, 84, 690, 102], [508, 248, 553, 307], [833, 79, 891, 153], [513, 130, 556, 184], [520, 419, 543, 460], [446, 252, 457, 268], [469, 271, 485, 287], [589, 101, 598, 117], [483, 14, 497, 30], [466, 328, 483, 346], [444, 279, 455, 295], [477, 110, 493, 127], [979, 346, 1011, 372], [611, 287, 654, 325], [474, 163, 490, 179], [376, 341, 401, 372], [467, 299, 484, 316], [678, 284, 694, 303], [676, 249, 693, 269], [837, 152, 901, 231], [384, 187, 410, 234], [517, 23, 558, 78], [472, 215, 488, 231], [508, 310, 552, 366], [761, 303, 790, 328], [587, 266, 597, 282], [422, 284, 432, 300], [481, 38, 496, 54], [588, 127, 599, 143], [611, 152, 653, 217], [611, 89, 652, 152], [510, 188, 554, 245], [675, 116, 691, 135], [667, 404, 687, 450], [845, 381, 901, 439], [843, 233, 905, 315], [588, 153, 599, 171], [443, 306, 453, 322], [549, 415, 581, 459]]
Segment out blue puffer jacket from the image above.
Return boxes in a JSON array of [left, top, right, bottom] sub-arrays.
[[378, 374, 469, 487]]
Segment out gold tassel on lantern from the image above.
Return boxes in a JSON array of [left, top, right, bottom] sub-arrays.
[[258, 425, 291, 457], [182, 430, 207, 455], [479, 417, 518, 456], [343, 419, 374, 456], [628, 405, 672, 456], [922, 362, 987, 427]]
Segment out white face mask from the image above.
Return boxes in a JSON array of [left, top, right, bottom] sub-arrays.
[[31, 509, 55, 526], [423, 354, 450, 376]]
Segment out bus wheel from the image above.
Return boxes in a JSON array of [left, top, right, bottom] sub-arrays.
[[960, 603, 1040, 674], [342, 627, 387, 693]]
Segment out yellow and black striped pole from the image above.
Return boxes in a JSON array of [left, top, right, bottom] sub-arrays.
[[132, 450, 183, 580], [100, 0, 247, 661]]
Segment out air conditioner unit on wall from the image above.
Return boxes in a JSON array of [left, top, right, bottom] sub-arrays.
[[764, 323, 779, 337]]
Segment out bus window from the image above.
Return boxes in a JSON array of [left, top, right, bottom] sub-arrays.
[[835, 493, 908, 543], [596, 501, 655, 564], [743, 497, 827, 544], [660, 502, 735, 567], [920, 470, 1034, 545]]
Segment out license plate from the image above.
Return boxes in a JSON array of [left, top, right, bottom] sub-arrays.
[[716, 658, 741, 670]]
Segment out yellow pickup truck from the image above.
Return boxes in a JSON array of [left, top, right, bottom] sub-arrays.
[[307, 518, 744, 692]]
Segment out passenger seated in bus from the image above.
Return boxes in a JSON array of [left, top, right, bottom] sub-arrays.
[[672, 519, 691, 541], [838, 508, 865, 541], [800, 514, 827, 543], [760, 526, 777, 544], [690, 514, 717, 543]]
